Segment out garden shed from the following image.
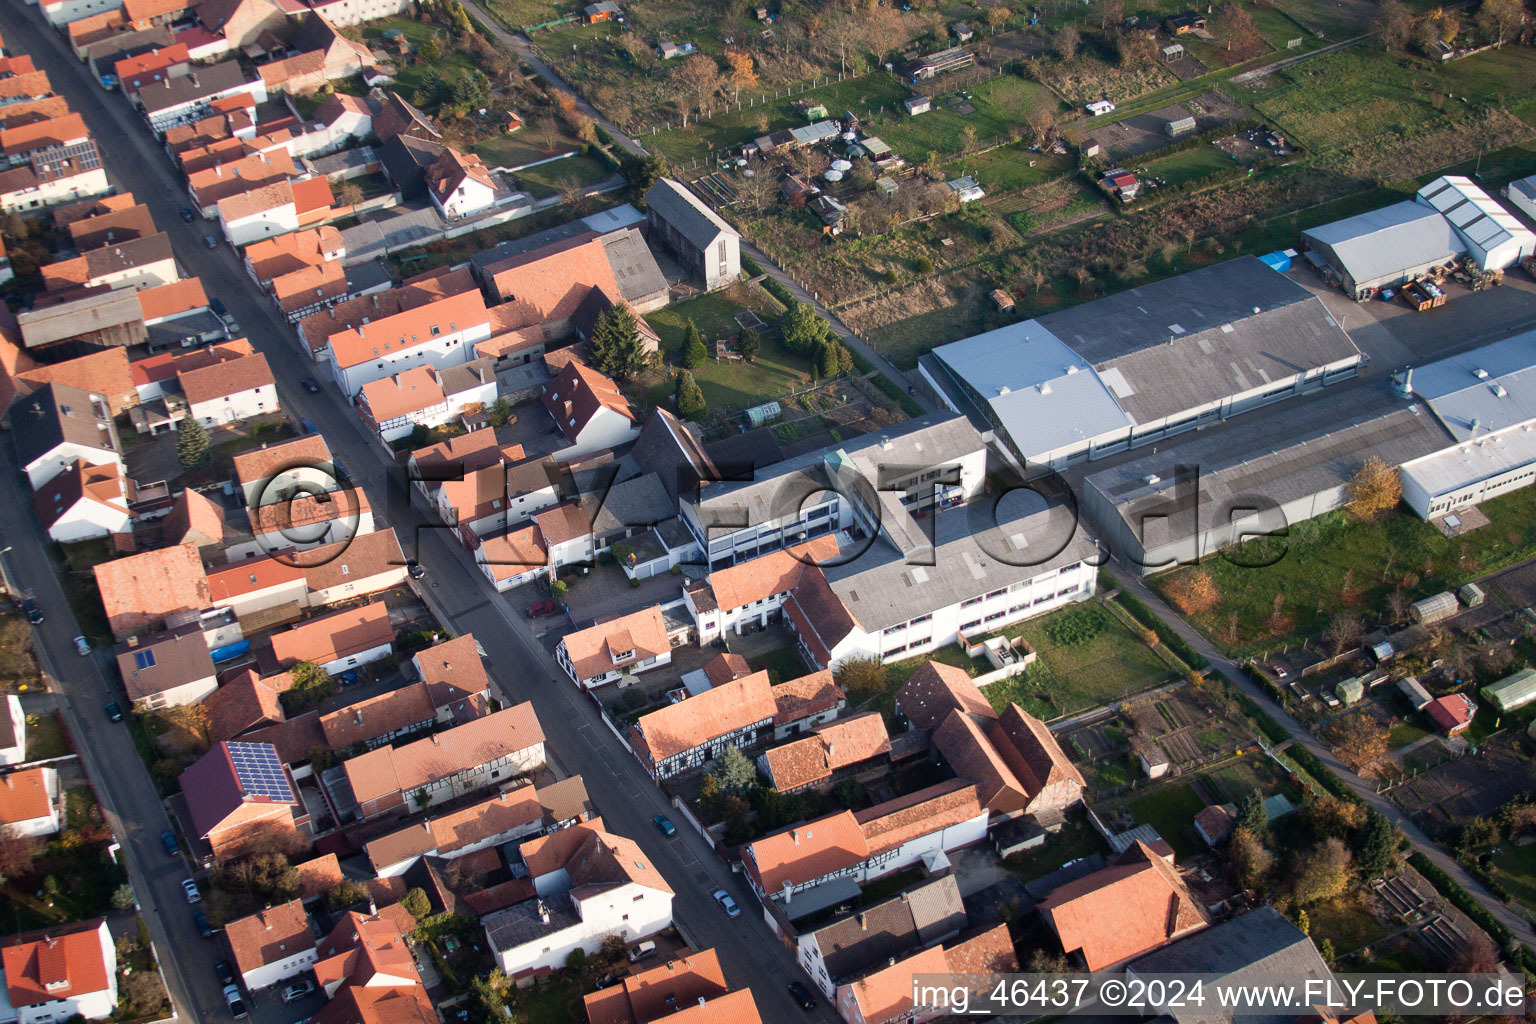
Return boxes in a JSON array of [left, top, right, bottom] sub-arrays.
[[1409, 591, 1459, 625], [744, 400, 782, 427]]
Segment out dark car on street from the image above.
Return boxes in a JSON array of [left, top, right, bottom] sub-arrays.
[[651, 815, 676, 838], [104, 702, 123, 723], [22, 598, 42, 625], [213, 960, 234, 985], [161, 830, 178, 857], [193, 909, 213, 937], [179, 208, 195, 222], [787, 982, 817, 1010], [301, 377, 320, 393]]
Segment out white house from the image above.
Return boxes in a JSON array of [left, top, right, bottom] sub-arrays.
[[485, 823, 673, 979], [224, 900, 318, 990], [685, 536, 836, 645], [12, 383, 122, 491], [32, 463, 134, 543], [324, 288, 491, 395], [643, 178, 740, 291], [232, 434, 338, 508], [0, 146, 111, 215], [426, 147, 497, 220], [270, 604, 394, 677], [435, 456, 561, 546], [226, 489, 374, 562], [364, 786, 549, 877], [541, 360, 638, 460], [358, 359, 496, 443], [0, 696, 26, 766], [39, 0, 122, 27], [180, 353, 278, 427], [115, 625, 219, 711], [0, 768, 61, 839], [476, 525, 549, 592], [554, 606, 673, 689], [0, 919, 117, 1024], [136, 62, 268, 134], [742, 780, 988, 917], [303, 0, 411, 27], [532, 502, 594, 569]]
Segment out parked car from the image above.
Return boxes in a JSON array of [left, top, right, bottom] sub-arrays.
[[300, 419, 317, 434], [300, 377, 320, 393], [204, 235, 218, 249], [651, 815, 676, 838], [527, 600, 558, 618], [193, 909, 213, 937], [213, 960, 234, 985], [406, 561, 425, 580], [73, 636, 90, 656], [104, 702, 123, 723], [787, 981, 817, 1010], [22, 598, 42, 625], [179, 208, 195, 222], [281, 982, 315, 1004], [711, 888, 740, 918], [209, 298, 227, 317], [224, 984, 248, 1019], [161, 830, 178, 857], [181, 879, 201, 903]]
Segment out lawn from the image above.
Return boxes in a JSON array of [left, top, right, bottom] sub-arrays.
[[358, 19, 476, 104], [64, 786, 98, 830], [1111, 780, 1206, 858], [1487, 843, 1536, 918], [877, 76, 1063, 166], [482, 0, 573, 30], [982, 600, 1181, 721], [1000, 809, 1108, 879], [25, 713, 70, 761], [944, 143, 1074, 193], [0, 616, 39, 693], [1154, 486, 1536, 657], [1204, 752, 1298, 803], [642, 284, 809, 413], [746, 645, 810, 685], [1306, 895, 1394, 956], [1387, 720, 1430, 750], [1139, 143, 1239, 185], [514, 154, 616, 198]]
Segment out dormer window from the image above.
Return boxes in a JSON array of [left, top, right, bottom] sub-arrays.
[[612, 648, 635, 662]]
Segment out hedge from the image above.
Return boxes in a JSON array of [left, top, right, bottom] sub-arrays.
[[871, 374, 923, 417], [759, 275, 795, 306], [1112, 590, 1208, 670], [1408, 852, 1536, 972], [740, 255, 765, 277], [1230, 688, 1290, 745], [1284, 743, 1360, 804]]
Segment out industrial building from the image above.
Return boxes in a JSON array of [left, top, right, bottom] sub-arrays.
[[1397, 330, 1536, 519], [920, 257, 1363, 473], [1080, 385, 1451, 574], [1301, 175, 1535, 299]]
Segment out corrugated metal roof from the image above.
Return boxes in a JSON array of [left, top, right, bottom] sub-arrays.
[[1408, 329, 1536, 441], [1301, 200, 1464, 286], [1416, 175, 1535, 256]]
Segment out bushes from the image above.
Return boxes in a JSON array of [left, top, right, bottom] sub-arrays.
[[1113, 590, 1208, 669], [759, 275, 794, 306], [1408, 851, 1536, 972], [740, 255, 764, 277], [1045, 605, 1109, 647], [870, 374, 923, 417], [1229, 686, 1290, 745], [1285, 744, 1360, 804]]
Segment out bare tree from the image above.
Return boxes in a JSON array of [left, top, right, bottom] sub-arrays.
[[673, 55, 724, 126], [736, 169, 779, 214], [1375, 0, 1414, 50], [1475, 0, 1523, 45], [0, 825, 39, 881], [1054, 24, 1080, 60]]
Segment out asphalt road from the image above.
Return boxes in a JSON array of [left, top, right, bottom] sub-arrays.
[[11, 8, 837, 1020]]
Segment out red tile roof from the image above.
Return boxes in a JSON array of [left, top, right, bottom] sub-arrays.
[[225, 900, 313, 977], [295, 852, 344, 900], [232, 434, 333, 491], [365, 786, 542, 869], [844, 925, 1015, 1024], [270, 604, 393, 668], [410, 634, 489, 709], [541, 359, 634, 443], [0, 768, 54, 825], [0, 919, 111, 1007], [17, 349, 133, 406], [634, 670, 776, 765], [32, 462, 131, 531], [205, 555, 307, 602], [896, 660, 996, 730], [179, 351, 273, 406], [532, 501, 590, 546], [1038, 841, 1208, 970], [760, 712, 890, 792], [770, 670, 845, 726], [136, 277, 209, 321], [583, 948, 731, 1024], [343, 703, 544, 803], [707, 536, 838, 612], [560, 606, 669, 683], [202, 668, 288, 741], [92, 542, 211, 638], [484, 231, 618, 328], [360, 366, 445, 425], [291, 175, 333, 216], [318, 682, 435, 750], [326, 289, 488, 370], [745, 810, 866, 895], [245, 225, 344, 280]]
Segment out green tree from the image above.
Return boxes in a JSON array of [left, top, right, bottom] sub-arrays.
[[738, 326, 761, 362], [588, 304, 650, 381], [779, 301, 830, 356], [468, 969, 510, 1024], [176, 416, 211, 470], [698, 773, 722, 817], [400, 887, 432, 920], [709, 745, 757, 795], [1287, 837, 1353, 906], [550, 579, 569, 602], [674, 370, 706, 419], [326, 879, 370, 911], [444, 67, 491, 110], [681, 319, 707, 369], [817, 342, 838, 379], [282, 661, 334, 712], [834, 656, 887, 699], [421, 34, 443, 60], [1237, 787, 1268, 837], [1354, 809, 1399, 878], [111, 883, 136, 911], [487, 397, 514, 428], [1228, 827, 1273, 890], [623, 151, 670, 201], [565, 947, 588, 970], [1457, 819, 1500, 859]]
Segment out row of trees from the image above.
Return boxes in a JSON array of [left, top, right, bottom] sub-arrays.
[[1377, 0, 1525, 54]]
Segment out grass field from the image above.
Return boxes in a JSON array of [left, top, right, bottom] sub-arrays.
[[1111, 781, 1206, 858], [1488, 843, 1536, 917], [358, 19, 476, 104], [983, 600, 1181, 720], [875, 76, 1062, 165], [514, 154, 616, 197], [26, 713, 70, 761], [642, 285, 808, 412], [944, 143, 1074, 192], [1388, 720, 1430, 750], [473, 133, 591, 171], [1155, 484, 1536, 657], [747, 646, 810, 685], [1307, 895, 1394, 955], [1140, 143, 1239, 184]]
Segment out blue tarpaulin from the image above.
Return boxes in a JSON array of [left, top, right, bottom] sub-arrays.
[[210, 640, 250, 663]]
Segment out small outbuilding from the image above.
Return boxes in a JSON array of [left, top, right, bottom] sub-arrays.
[[1164, 113, 1197, 137], [952, 21, 974, 41], [1398, 675, 1432, 711], [947, 175, 984, 203], [1194, 804, 1235, 846], [1409, 591, 1459, 624], [1162, 42, 1185, 61], [904, 95, 932, 116], [583, 1, 621, 22], [1335, 677, 1364, 706], [1427, 693, 1476, 736], [991, 289, 1015, 313]]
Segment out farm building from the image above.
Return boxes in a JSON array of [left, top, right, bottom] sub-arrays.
[[921, 256, 1365, 474], [1505, 173, 1536, 221], [1416, 175, 1535, 270], [1482, 667, 1536, 714], [1410, 592, 1459, 625], [947, 176, 984, 203], [1080, 386, 1451, 574], [991, 289, 1015, 313], [904, 95, 932, 115], [902, 46, 974, 82], [1427, 693, 1476, 736], [1397, 330, 1536, 519], [1399, 676, 1432, 711], [1300, 202, 1465, 300]]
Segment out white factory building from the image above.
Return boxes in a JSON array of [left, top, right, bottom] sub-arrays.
[[1398, 330, 1536, 519], [920, 257, 1363, 474]]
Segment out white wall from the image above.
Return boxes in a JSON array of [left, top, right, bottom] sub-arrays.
[[308, 565, 407, 607], [432, 179, 496, 221], [224, 203, 300, 247], [555, 643, 671, 690], [0, 169, 111, 214], [492, 885, 672, 977], [190, 384, 278, 427], [24, 445, 120, 490], [224, 508, 373, 562], [303, 0, 410, 26], [6, 768, 60, 839], [240, 946, 318, 991], [46, 499, 132, 544], [555, 406, 639, 461], [0, 697, 25, 766], [242, 465, 339, 508], [41, 0, 123, 26], [317, 640, 393, 676], [330, 325, 492, 396], [14, 922, 116, 1024], [132, 675, 218, 711]]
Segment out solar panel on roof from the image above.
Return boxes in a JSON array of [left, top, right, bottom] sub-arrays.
[[226, 742, 295, 802]]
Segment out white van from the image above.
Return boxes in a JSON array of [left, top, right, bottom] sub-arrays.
[[627, 941, 658, 963]]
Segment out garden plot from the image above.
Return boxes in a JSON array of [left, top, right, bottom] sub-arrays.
[[1389, 733, 1536, 835], [1124, 687, 1247, 766], [1080, 93, 1248, 162]]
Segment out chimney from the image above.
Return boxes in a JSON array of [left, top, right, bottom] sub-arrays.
[[791, 828, 800, 846], [697, 999, 707, 1008], [537, 900, 549, 924], [858, 912, 867, 931]]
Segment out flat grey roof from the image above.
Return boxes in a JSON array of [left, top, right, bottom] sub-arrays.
[[825, 494, 1098, 631], [1408, 328, 1536, 441], [1301, 200, 1464, 285], [930, 320, 1133, 454], [691, 412, 984, 529], [1084, 384, 1451, 551]]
